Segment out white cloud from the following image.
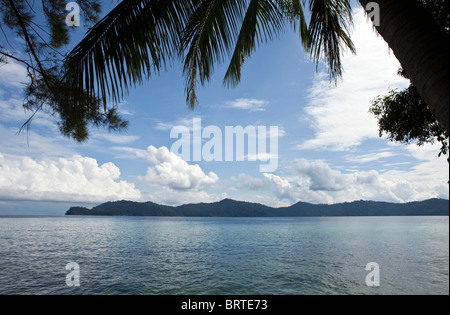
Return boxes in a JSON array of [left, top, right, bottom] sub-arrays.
[[345, 150, 397, 163], [299, 8, 409, 151], [246, 152, 279, 162], [93, 133, 140, 145], [139, 146, 219, 191], [262, 173, 297, 201], [225, 98, 268, 112], [0, 66, 60, 136], [154, 116, 199, 131], [0, 153, 142, 203], [382, 143, 449, 199], [231, 174, 270, 191], [116, 102, 135, 116], [0, 123, 78, 158], [229, 150, 448, 205], [0, 60, 28, 88], [293, 159, 350, 192], [0, 89, 56, 129]]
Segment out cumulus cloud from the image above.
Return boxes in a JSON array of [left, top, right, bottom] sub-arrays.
[[382, 144, 449, 200], [0, 153, 141, 203], [139, 146, 219, 190], [262, 173, 297, 201], [293, 159, 349, 191], [229, 152, 448, 205], [232, 174, 271, 191]]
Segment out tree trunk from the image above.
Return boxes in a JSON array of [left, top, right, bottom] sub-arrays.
[[358, 0, 449, 133]]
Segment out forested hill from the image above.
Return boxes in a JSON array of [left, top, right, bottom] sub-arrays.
[[65, 198, 449, 217]]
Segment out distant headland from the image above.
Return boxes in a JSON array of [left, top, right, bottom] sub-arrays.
[[65, 198, 449, 217]]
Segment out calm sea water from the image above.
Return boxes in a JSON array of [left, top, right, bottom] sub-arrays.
[[0, 216, 448, 295]]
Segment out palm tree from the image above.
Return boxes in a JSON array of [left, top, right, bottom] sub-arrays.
[[62, 0, 449, 139], [358, 0, 449, 133]]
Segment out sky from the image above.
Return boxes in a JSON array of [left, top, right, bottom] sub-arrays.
[[0, 2, 448, 215]]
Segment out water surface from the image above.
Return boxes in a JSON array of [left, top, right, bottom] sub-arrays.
[[0, 216, 448, 295]]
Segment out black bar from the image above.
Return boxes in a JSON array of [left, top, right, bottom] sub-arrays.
[[147, 296, 314, 313]]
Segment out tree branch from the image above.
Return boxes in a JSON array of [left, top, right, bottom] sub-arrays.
[[7, 0, 55, 94], [0, 49, 39, 72], [7, 0, 63, 136]]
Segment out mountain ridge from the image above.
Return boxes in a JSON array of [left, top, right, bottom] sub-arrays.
[[65, 198, 449, 217]]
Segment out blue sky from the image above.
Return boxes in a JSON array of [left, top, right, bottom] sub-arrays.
[[0, 2, 448, 214]]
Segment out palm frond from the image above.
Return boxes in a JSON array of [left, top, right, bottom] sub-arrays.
[[306, 0, 355, 80], [63, 0, 194, 112], [181, 0, 249, 108], [223, 0, 285, 88], [276, 0, 309, 47], [62, 0, 356, 114]]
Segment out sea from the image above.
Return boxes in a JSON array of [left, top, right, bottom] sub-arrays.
[[0, 215, 448, 295]]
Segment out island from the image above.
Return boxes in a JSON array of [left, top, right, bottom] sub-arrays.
[[65, 198, 449, 217]]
